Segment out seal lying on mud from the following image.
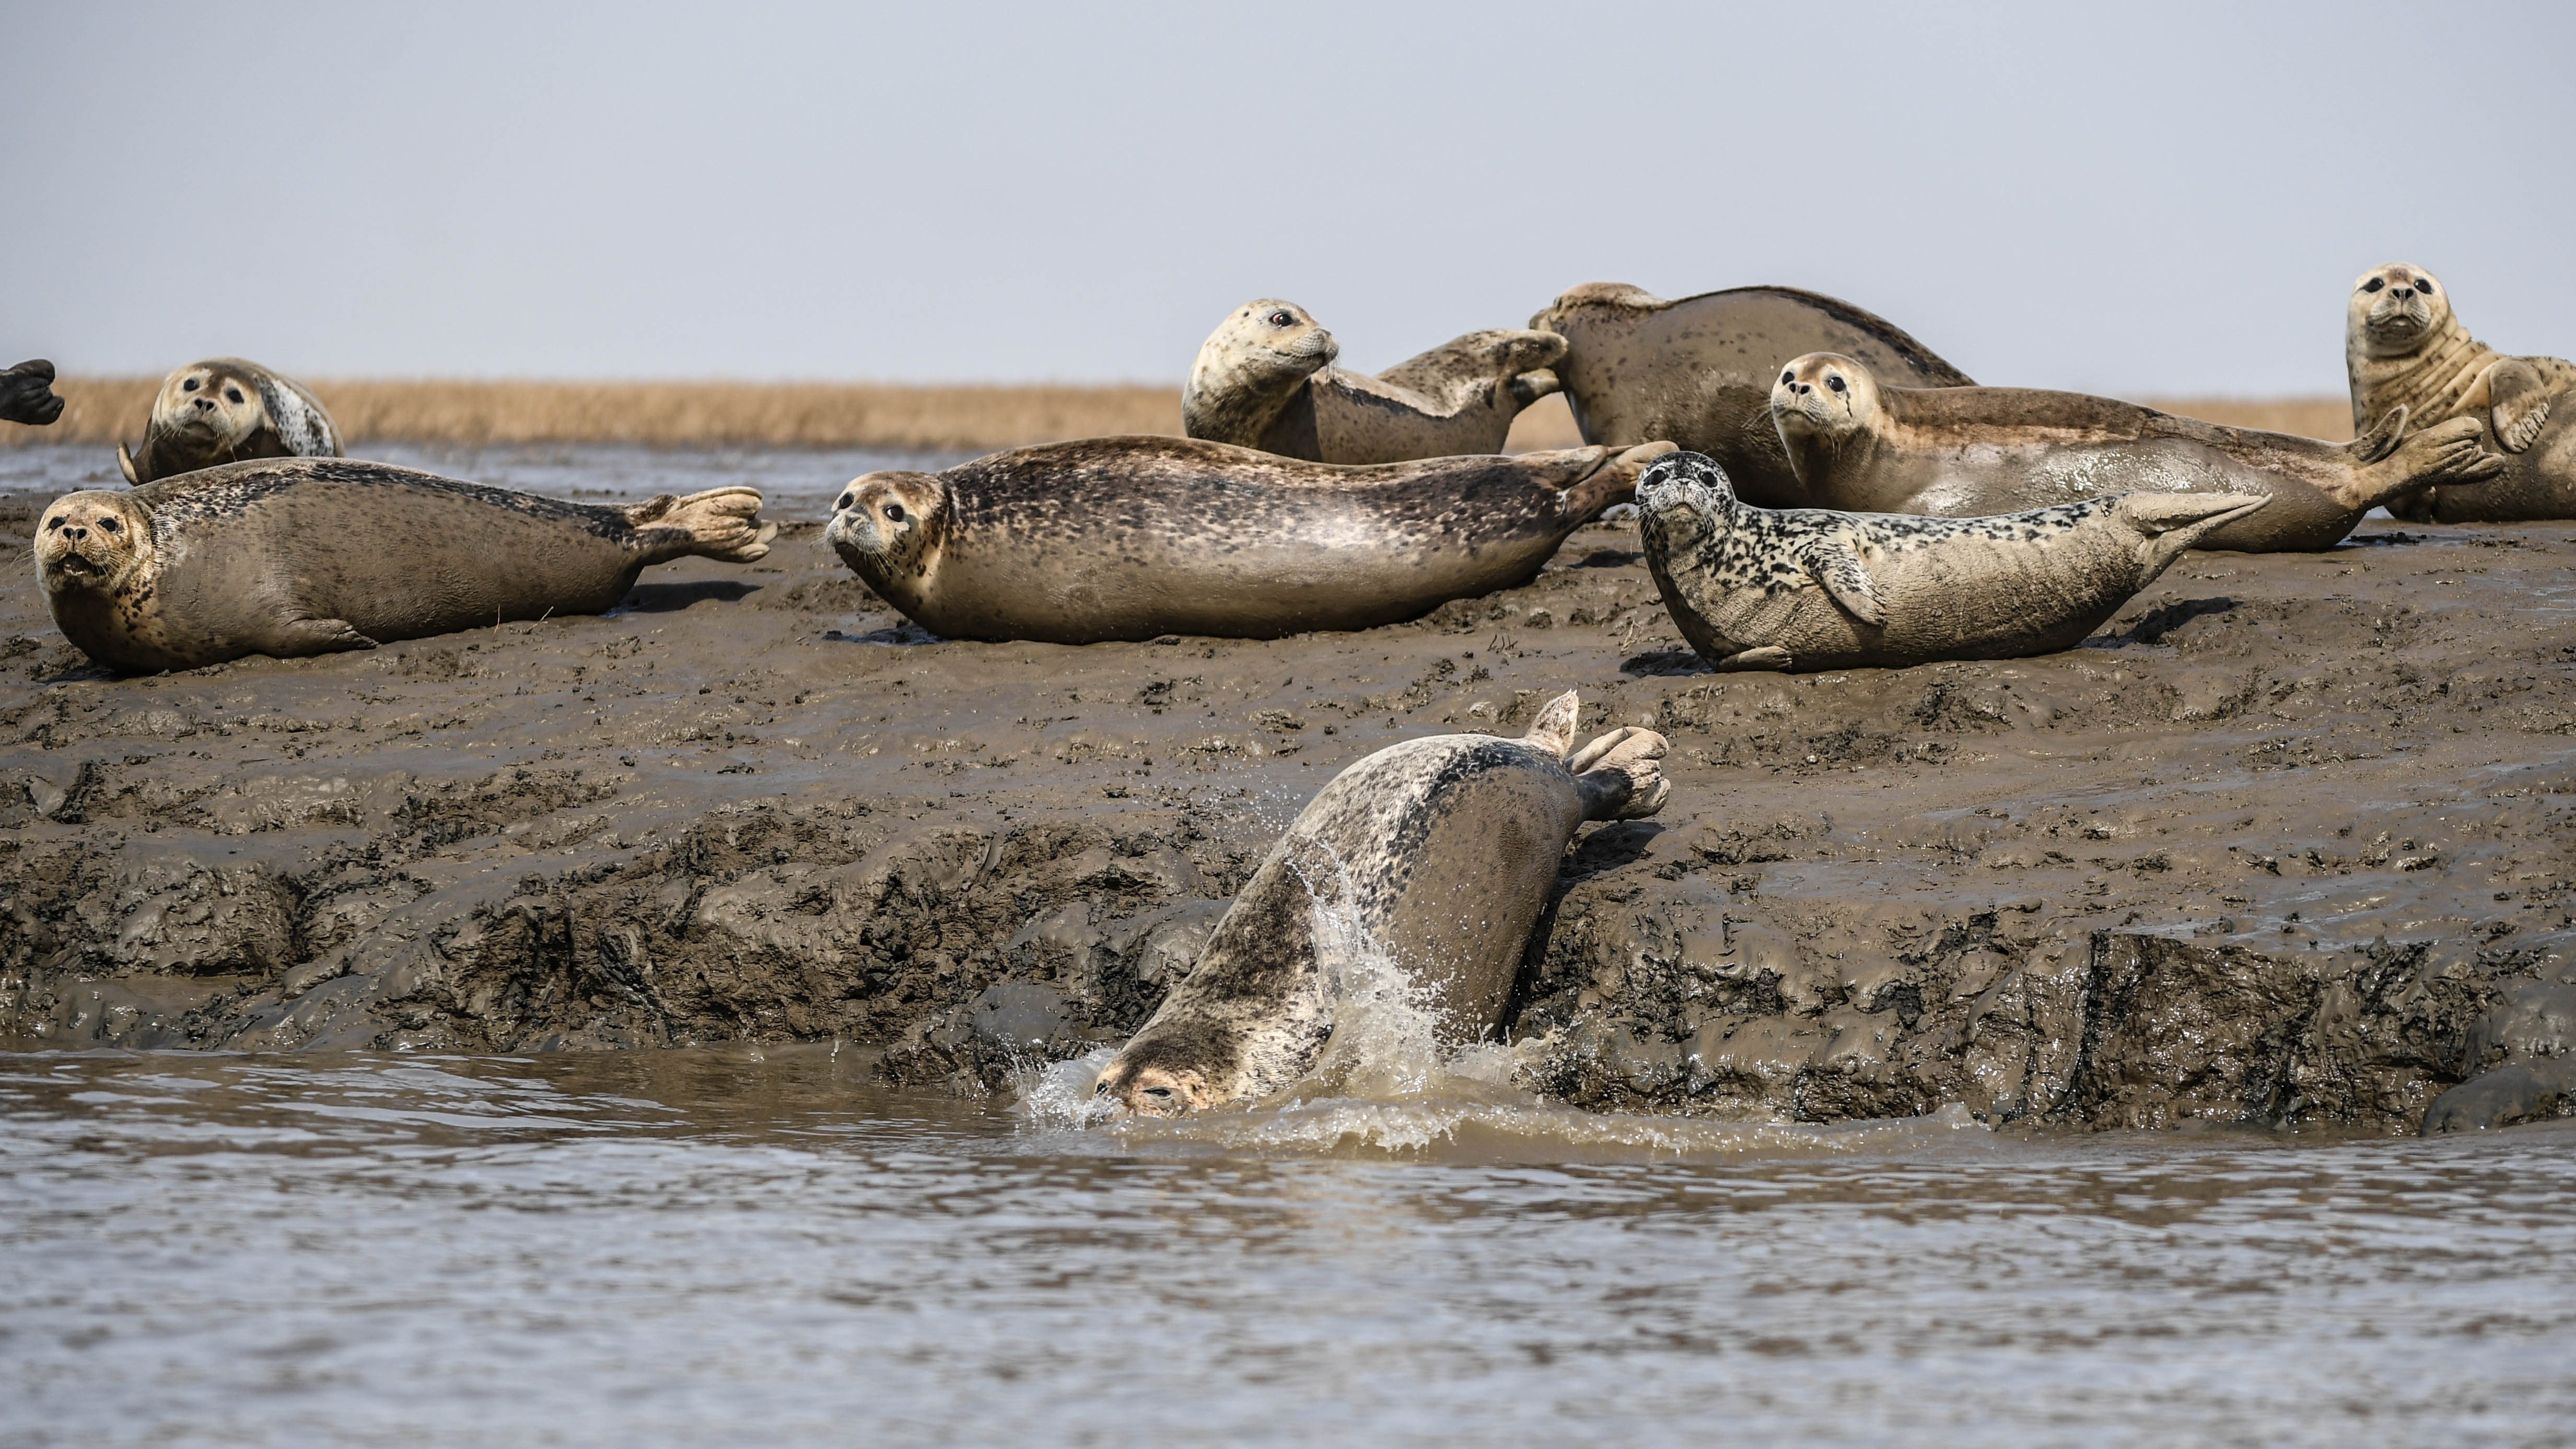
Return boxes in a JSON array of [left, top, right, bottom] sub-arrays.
[[1530, 283, 1975, 507], [1635, 451, 2266, 672], [1183, 299, 1567, 463], [2346, 263, 2576, 523], [1768, 353, 2504, 552], [2, 359, 64, 426], [36, 458, 774, 672], [1093, 691, 1669, 1116], [825, 436, 1675, 644], [118, 357, 342, 485]]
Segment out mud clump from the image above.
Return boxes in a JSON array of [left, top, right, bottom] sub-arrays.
[[5, 463, 2576, 1137]]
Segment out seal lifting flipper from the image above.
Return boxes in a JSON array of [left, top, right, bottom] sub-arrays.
[[624, 486, 776, 564], [1568, 725, 1671, 821]]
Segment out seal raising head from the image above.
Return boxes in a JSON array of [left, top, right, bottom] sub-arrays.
[[1093, 691, 1669, 1116], [1768, 352, 1885, 448], [1183, 300, 1341, 449], [2349, 263, 2452, 361], [825, 470, 949, 585], [118, 357, 342, 484]]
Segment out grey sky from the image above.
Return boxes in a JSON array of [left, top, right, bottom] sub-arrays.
[[7, 1, 2571, 395]]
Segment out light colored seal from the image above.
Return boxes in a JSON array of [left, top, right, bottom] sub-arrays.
[[36, 458, 774, 673], [1634, 450, 2267, 671], [2347, 262, 2576, 523], [118, 357, 342, 485], [1530, 283, 1976, 507], [2, 359, 63, 426], [1182, 298, 1567, 463], [1767, 352, 2504, 552], [824, 435, 1675, 644], [1093, 690, 1669, 1116]]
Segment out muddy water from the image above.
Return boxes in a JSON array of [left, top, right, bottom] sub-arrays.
[[5, 1048, 2572, 1448]]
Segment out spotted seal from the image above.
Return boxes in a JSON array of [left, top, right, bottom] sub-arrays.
[[1093, 690, 1669, 1116], [1634, 451, 2268, 671], [824, 435, 1675, 644], [1767, 353, 2503, 552], [1182, 299, 1567, 463], [1529, 283, 1975, 507], [36, 458, 774, 672], [2, 359, 64, 426], [117, 357, 342, 485], [2346, 263, 2576, 523]]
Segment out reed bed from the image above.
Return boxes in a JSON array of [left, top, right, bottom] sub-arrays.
[[8, 377, 2352, 452]]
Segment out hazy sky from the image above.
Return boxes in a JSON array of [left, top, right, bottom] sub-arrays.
[[7, 1, 2572, 394]]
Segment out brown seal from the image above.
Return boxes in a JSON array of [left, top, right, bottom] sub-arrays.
[[118, 357, 343, 485], [1530, 283, 1975, 507], [36, 458, 774, 673], [2, 359, 64, 426], [824, 435, 1675, 644], [1637, 450, 2267, 671], [2346, 263, 2576, 523], [1183, 299, 1567, 463], [1767, 353, 2504, 552], [1093, 690, 1668, 1116]]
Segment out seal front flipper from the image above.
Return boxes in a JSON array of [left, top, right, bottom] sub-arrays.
[[1716, 645, 1793, 672], [1799, 537, 1886, 626], [117, 442, 142, 485], [270, 618, 379, 653], [2483, 360, 2554, 453]]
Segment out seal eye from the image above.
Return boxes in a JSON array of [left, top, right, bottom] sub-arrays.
[[97, 517, 120, 533], [835, 493, 854, 512], [225, 387, 244, 403], [1142, 1085, 1172, 1099], [1267, 310, 1293, 327], [44, 515, 61, 531], [182, 378, 200, 392], [882, 503, 906, 523], [2363, 277, 2385, 294], [1825, 375, 1847, 393], [2415, 278, 2433, 294], [1781, 370, 1794, 385]]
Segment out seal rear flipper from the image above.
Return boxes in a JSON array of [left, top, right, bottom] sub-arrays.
[[1560, 440, 1681, 518], [1506, 369, 1561, 407], [2484, 360, 2554, 453], [270, 618, 379, 656], [1523, 690, 1582, 759], [2349, 404, 2406, 465], [1568, 726, 1670, 821], [628, 486, 775, 564], [2345, 416, 2505, 510], [2114, 493, 2271, 572], [1799, 538, 1885, 626]]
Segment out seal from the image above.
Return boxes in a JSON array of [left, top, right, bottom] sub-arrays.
[[2346, 263, 2576, 523], [1635, 450, 2268, 671], [1767, 352, 2504, 552], [117, 357, 342, 485], [824, 435, 1675, 644], [1182, 298, 1567, 463], [1092, 690, 1669, 1116], [1, 359, 64, 426], [36, 457, 774, 673], [1530, 283, 1975, 507]]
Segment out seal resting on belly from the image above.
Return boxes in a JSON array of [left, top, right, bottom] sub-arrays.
[[1530, 282, 1975, 507], [1635, 450, 2267, 672], [823, 435, 1675, 644], [1093, 690, 1669, 1116], [116, 357, 342, 484], [1182, 298, 1566, 463], [1767, 352, 2503, 551], [35, 458, 774, 672]]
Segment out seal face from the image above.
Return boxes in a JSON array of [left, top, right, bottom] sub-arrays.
[[118, 357, 343, 485], [1530, 283, 1975, 507], [1634, 451, 2268, 672], [36, 458, 774, 673], [1, 359, 64, 427], [822, 435, 1675, 644], [1094, 690, 1670, 1116], [1183, 298, 1567, 463], [2345, 263, 2576, 523], [1766, 352, 2504, 552]]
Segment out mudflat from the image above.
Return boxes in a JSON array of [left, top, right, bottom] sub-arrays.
[[4, 442, 2572, 1135]]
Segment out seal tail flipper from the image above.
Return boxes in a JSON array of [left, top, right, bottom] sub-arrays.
[[1506, 369, 1561, 407], [117, 442, 142, 485], [1567, 726, 1671, 822], [1558, 440, 1682, 518], [2350, 404, 2406, 465], [2116, 493, 2271, 574], [2340, 415, 2506, 511], [1524, 690, 1581, 759], [625, 486, 775, 564]]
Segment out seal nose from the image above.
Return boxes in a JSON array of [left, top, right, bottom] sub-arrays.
[[65, 525, 86, 539], [193, 396, 215, 411], [1791, 382, 1812, 395]]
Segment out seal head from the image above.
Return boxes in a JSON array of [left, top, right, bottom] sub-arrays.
[[35, 489, 153, 600], [2349, 263, 2453, 361], [1183, 300, 1341, 447], [118, 357, 340, 485]]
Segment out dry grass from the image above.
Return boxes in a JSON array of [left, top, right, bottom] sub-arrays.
[[9, 377, 2354, 452]]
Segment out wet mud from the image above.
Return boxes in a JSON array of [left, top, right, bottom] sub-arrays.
[[5, 447, 2575, 1137]]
